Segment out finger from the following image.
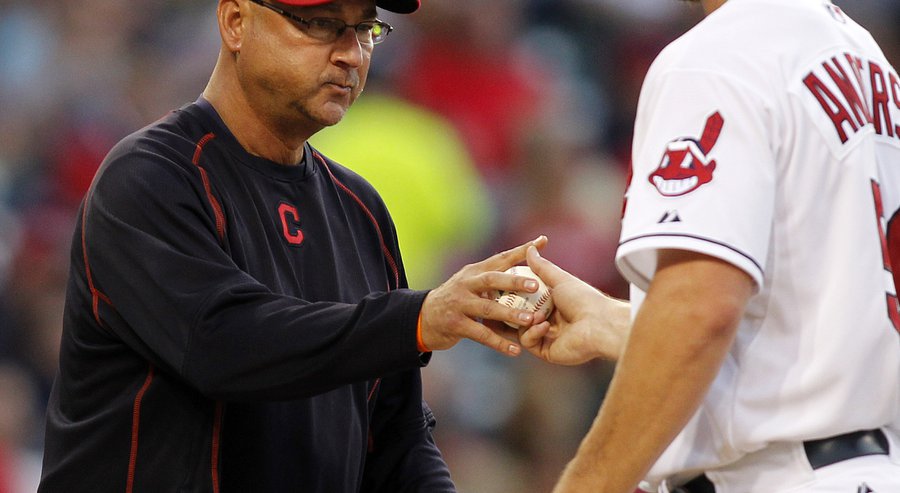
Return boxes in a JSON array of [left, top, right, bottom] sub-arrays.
[[526, 246, 575, 289], [472, 295, 536, 329], [531, 304, 550, 325], [486, 319, 521, 342], [471, 270, 541, 296], [519, 321, 551, 352], [463, 318, 522, 357], [532, 234, 549, 250], [473, 235, 548, 273]]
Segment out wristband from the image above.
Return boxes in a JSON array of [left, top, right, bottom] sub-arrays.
[[416, 312, 431, 353]]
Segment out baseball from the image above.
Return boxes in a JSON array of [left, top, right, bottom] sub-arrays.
[[494, 265, 553, 328]]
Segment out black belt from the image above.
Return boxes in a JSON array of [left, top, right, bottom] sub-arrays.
[[675, 429, 889, 493]]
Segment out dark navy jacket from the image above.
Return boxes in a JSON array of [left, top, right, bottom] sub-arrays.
[[39, 98, 455, 492]]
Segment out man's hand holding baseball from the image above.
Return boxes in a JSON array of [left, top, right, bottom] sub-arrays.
[[519, 246, 631, 364], [419, 236, 549, 356]]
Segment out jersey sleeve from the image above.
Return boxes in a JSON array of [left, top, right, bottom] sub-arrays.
[[616, 67, 777, 291], [84, 142, 427, 401]]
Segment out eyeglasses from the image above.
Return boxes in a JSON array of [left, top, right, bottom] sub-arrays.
[[249, 0, 394, 45]]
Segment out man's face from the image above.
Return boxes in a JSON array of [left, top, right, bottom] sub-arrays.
[[237, 0, 377, 135]]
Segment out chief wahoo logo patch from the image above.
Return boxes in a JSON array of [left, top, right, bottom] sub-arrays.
[[649, 111, 724, 197]]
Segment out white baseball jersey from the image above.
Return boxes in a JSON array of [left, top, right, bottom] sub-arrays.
[[615, 0, 900, 485]]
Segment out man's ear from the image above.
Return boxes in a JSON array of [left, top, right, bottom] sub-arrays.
[[218, 0, 244, 53]]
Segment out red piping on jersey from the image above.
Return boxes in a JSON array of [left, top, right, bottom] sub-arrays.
[[314, 152, 400, 290], [367, 379, 381, 402], [366, 379, 382, 453], [211, 401, 224, 493], [192, 133, 226, 243], [81, 187, 112, 325], [126, 365, 155, 493]]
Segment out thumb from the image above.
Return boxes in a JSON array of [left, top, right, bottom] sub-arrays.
[[526, 246, 573, 289]]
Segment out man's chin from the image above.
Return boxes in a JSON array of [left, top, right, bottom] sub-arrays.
[[315, 103, 351, 127]]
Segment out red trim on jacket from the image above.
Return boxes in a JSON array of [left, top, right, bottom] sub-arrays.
[[192, 133, 226, 243], [126, 365, 155, 493], [211, 401, 224, 493], [81, 186, 112, 325], [314, 152, 400, 291]]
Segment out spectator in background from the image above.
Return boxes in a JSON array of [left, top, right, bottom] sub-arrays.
[[390, 0, 551, 185]]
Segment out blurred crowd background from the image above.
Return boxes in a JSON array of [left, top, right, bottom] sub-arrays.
[[0, 0, 897, 491]]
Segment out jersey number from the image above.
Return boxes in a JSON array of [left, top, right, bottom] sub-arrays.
[[871, 179, 900, 333]]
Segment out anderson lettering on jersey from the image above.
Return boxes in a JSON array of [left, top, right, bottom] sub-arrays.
[[803, 52, 900, 144]]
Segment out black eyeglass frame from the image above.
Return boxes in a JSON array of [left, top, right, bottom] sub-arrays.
[[249, 0, 394, 45]]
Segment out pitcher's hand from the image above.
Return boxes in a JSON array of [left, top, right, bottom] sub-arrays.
[[520, 246, 631, 364]]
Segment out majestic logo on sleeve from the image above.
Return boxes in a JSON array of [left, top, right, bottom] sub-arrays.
[[648, 112, 724, 197]]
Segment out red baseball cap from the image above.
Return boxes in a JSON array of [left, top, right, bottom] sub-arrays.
[[279, 0, 419, 14]]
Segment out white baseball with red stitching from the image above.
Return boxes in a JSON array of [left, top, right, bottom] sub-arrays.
[[494, 266, 553, 328]]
